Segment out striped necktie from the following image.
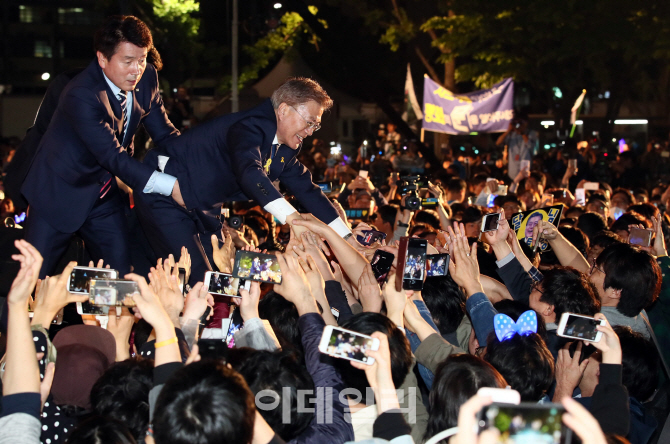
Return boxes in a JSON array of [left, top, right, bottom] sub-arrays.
[[117, 91, 128, 143]]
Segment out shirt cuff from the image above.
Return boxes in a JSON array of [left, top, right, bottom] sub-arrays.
[[328, 217, 352, 237], [144, 171, 177, 196], [263, 198, 298, 224], [495, 252, 515, 268]]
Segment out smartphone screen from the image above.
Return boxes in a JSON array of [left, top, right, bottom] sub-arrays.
[[575, 189, 586, 206], [69, 267, 117, 294], [482, 213, 501, 232], [357, 230, 387, 246], [77, 301, 109, 315], [402, 238, 427, 290], [233, 251, 282, 284], [88, 279, 140, 306], [560, 314, 601, 341], [479, 403, 570, 443], [206, 272, 241, 296], [197, 339, 229, 361], [370, 250, 394, 284], [629, 227, 653, 247], [316, 182, 332, 193], [426, 254, 449, 277], [319, 326, 379, 365]]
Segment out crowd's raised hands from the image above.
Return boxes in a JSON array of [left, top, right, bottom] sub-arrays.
[[446, 223, 484, 296]]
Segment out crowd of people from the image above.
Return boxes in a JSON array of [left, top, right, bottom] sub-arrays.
[[1, 12, 670, 444]]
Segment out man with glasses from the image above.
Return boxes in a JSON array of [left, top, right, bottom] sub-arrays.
[[135, 77, 351, 285]]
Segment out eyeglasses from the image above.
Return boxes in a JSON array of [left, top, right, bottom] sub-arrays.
[[590, 261, 604, 275], [530, 280, 544, 295], [290, 105, 321, 132]]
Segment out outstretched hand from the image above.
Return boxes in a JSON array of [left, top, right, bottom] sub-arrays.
[[447, 223, 483, 296], [8, 240, 43, 307]]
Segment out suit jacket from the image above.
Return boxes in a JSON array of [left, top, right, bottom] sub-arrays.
[[147, 98, 339, 232], [21, 60, 179, 232]]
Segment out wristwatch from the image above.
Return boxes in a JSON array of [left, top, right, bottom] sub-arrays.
[[343, 233, 353, 241]]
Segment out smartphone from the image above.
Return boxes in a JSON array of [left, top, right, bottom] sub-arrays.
[[467, 196, 477, 206], [204, 271, 249, 297], [584, 182, 600, 191], [542, 194, 555, 206], [568, 159, 578, 171], [486, 178, 498, 193], [575, 188, 586, 206], [318, 325, 380, 365], [481, 212, 501, 232], [316, 182, 333, 193], [557, 312, 605, 342], [171, 267, 186, 295], [421, 197, 440, 208], [520, 160, 531, 172], [88, 279, 140, 306], [359, 170, 369, 178], [68, 267, 118, 294], [397, 237, 427, 291], [197, 339, 230, 361], [76, 301, 109, 315], [426, 254, 450, 277], [233, 251, 282, 284], [477, 387, 521, 405], [552, 189, 568, 199], [357, 229, 387, 246], [628, 227, 654, 248], [345, 208, 370, 221], [370, 250, 394, 284], [496, 184, 508, 196], [478, 403, 571, 443]]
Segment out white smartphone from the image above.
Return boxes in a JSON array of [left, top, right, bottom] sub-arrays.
[[481, 212, 501, 232], [68, 267, 118, 294], [575, 188, 586, 206], [584, 182, 600, 191], [76, 301, 109, 315], [359, 170, 369, 178], [89, 279, 140, 306], [557, 312, 605, 342], [318, 325, 380, 365], [203, 271, 250, 297], [520, 160, 531, 171], [477, 387, 521, 405]]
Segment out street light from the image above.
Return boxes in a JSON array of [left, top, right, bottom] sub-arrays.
[[41, 72, 50, 81], [274, 3, 282, 9]]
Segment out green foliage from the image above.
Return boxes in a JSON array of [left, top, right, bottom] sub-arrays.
[[152, 0, 200, 37]]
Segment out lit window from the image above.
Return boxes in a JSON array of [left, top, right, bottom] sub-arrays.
[[19, 5, 34, 23], [58, 7, 92, 25], [34, 41, 52, 58]]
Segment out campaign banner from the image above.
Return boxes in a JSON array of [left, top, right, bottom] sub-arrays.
[[422, 77, 514, 135], [510, 205, 563, 251]]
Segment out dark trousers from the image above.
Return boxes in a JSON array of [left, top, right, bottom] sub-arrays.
[[133, 191, 217, 287], [25, 186, 132, 278]]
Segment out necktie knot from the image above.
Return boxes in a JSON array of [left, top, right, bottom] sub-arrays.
[[118, 91, 127, 101]]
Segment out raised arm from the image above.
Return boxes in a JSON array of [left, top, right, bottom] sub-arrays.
[[532, 220, 590, 273]]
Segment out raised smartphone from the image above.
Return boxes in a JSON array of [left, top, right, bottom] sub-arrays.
[[318, 325, 380, 365]]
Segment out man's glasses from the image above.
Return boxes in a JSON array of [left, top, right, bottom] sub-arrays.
[[290, 105, 321, 132], [530, 280, 544, 295], [590, 261, 604, 275]]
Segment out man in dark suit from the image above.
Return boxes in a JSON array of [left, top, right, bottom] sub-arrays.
[[21, 16, 182, 277], [135, 77, 352, 285]]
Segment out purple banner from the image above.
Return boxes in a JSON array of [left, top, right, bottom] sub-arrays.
[[422, 77, 514, 135]]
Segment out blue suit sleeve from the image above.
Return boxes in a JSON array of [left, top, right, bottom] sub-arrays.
[[290, 313, 354, 444], [496, 256, 534, 304], [141, 67, 180, 146], [279, 155, 340, 225], [466, 292, 498, 347]]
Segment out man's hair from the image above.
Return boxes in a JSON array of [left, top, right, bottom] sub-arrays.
[[559, 226, 589, 259], [596, 243, 662, 317], [472, 174, 489, 186], [421, 276, 466, 336], [485, 332, 554, 402], [376, 204, 398, 227], [337, 313, 412, 404], [258, 291, 303, 356], [153, 361, 255, 444], [611, 188, 634, 207], [244, 215, 270, 242], [590, 230, 623, 250], [447, 178, 467, 193], [414, 209, 441, 230], [425, 354, 506, 439], [529, 171, 546, 188], [610, 211, 651, 232], [540, 267, 601, 320], [628, 203, 660, 221], [271, 77, 333, 110], [235, 350, 314, 441], [613, 326, 659, 401], [576, 212, 608, 241], [90, 358, 154, 440], [94, 15, 162, 70], [66, 416, 136, 444]]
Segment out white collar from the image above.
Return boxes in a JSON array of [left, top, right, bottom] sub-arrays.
[[102, 71, 123, 97], [273, 135, 279, 145]]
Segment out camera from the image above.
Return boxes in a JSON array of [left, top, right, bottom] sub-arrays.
[[396, 175, 423, 211], [227, 215, 243, 229]]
